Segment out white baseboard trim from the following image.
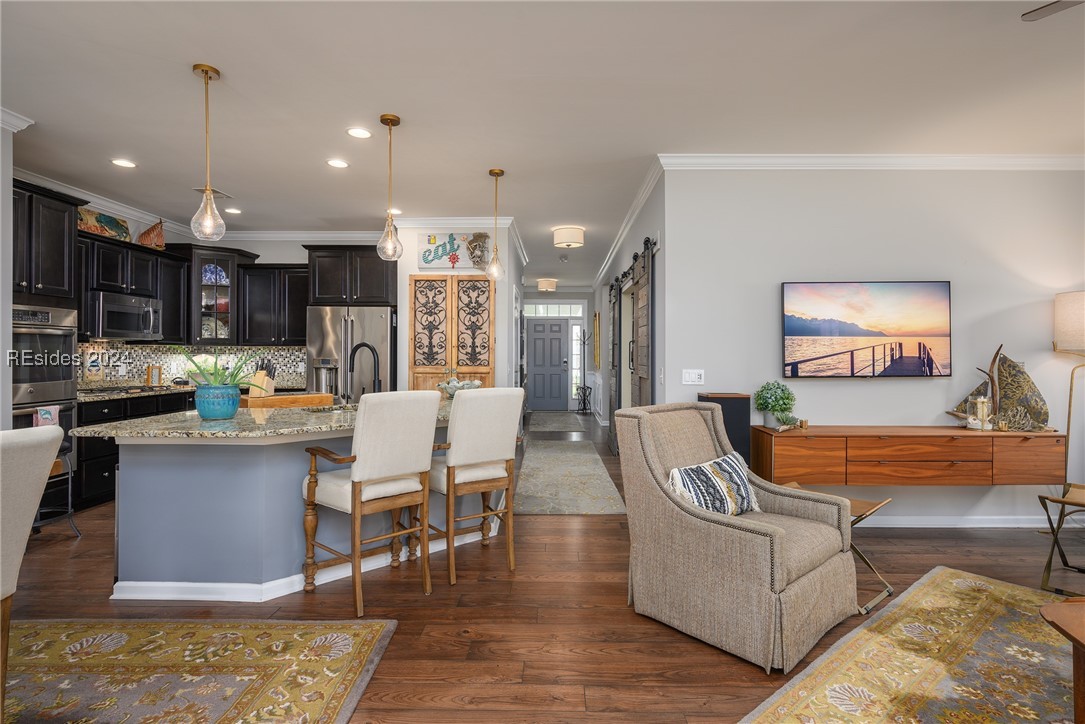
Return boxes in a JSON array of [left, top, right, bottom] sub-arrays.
[[594, 408, 610, 427], [112, 531, 485, 603], [858, 514, 1077, 529]]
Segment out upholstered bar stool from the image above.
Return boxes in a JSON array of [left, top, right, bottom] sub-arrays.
[[428, 387, 525, 585], [2, 426, 64, 718], [302, 390, 441, 616]]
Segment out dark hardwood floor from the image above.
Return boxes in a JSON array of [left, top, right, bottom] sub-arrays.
[[16, 412, 1080, 722]]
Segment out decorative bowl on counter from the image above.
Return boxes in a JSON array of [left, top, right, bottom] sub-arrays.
[[436, 378, 482, 398]]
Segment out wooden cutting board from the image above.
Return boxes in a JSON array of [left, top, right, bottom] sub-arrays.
[[239, 393, 334, 409]]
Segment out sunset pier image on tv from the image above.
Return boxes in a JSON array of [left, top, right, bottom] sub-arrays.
[[782, 281, 951, 378]]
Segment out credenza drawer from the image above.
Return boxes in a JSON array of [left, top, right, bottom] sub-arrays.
[[847, 461, 992, 486], [847, 436, 992, 462], [993, 436, 1066, 485], [773, 437, 846, 485]]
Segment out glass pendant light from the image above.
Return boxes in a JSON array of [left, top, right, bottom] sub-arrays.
[[376, 114, 404, 261], [190, 64, 226, 241], [486, 169, 506, 281]]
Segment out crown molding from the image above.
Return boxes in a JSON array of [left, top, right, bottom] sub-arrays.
[[221, 230, 382, 243], [394, 216, 515, 229], [508, 218, 529, 266], [593, 158, 663, 289], [657, 154, 1085, 171], [12, 167, 194, 238], [1, 109, 34, 133]]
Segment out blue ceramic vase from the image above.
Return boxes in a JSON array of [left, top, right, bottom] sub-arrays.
[[194, 384, 241, 420]]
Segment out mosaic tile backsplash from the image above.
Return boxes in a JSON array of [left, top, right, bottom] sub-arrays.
[[77, 342, 308, 389]]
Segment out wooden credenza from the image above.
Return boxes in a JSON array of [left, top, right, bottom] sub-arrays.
[[750, 425, 1066, 487]]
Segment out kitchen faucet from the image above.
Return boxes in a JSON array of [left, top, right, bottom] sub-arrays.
[[347, 342, 381, 399]]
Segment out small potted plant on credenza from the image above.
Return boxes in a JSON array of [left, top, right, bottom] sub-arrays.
[[754, 380, 797, 430]]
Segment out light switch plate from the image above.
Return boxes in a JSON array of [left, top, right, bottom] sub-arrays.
[[682, 369, 705, 385]]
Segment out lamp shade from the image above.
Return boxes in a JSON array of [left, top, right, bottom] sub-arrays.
[[1054, 290, 1085, 353], [553, 226, 585, 248], [537, 278, 558, 292]]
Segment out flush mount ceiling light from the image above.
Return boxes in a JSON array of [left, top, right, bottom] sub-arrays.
[[346, 127, 372, 139], [538, 278, 557, 292], [326, 158, 349, 169], [224, 207, 241, 214], [375, 114, 404, 261], [553, 226, 585, 249], [111, 158, 137, 168], [190, 64, 226, 242], [486, 169, 506, 281]]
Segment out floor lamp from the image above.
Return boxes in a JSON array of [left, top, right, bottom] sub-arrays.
[[1054, 290, 1085, 482], [1039, 290, 1085, 595]]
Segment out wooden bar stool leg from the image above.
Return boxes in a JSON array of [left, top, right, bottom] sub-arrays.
[[420, 476, 432, 595], [352, 501, 364, 617], [446, 468, 457, 586], [505, 460, 516, 572], [389, 507, 403, 568], [406, 504, 421, 561], [480, 491, 492, 546]]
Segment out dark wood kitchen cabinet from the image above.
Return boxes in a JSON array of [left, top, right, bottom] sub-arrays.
[[87, 236, 159, 297], [165, 243, 259, 346], [12, 179, 85, 305], [238, 265, 309, 346], [305, 245, 396, 306], [157, 256, 189, 344]]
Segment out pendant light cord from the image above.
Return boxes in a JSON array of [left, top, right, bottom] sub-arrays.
[[387, 121, 393, 222], [203, 70, 211, 193], [492, 174, 500, 260]]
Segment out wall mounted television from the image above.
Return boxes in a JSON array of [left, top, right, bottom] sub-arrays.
[[782, 281, 951, 378]]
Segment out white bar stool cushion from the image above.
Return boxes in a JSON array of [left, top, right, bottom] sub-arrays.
[[302, 468, 422, 513], [428, 459, 507, 494]]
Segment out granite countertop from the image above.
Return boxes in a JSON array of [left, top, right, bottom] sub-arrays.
[[71, 399, 453, 439]]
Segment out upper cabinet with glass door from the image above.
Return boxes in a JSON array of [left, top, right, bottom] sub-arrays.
[[165, 243, 259, 346]]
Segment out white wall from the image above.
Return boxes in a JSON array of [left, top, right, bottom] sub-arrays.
[[663, 168, 1084, 526], [594, 173, 666, 424], [393, 223, 518, 391]]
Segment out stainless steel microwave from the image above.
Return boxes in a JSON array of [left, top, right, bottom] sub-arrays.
[[89, 292, 162, 341]]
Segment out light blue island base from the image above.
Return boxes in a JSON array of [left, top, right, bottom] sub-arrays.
[[68, 404, 494, 603]]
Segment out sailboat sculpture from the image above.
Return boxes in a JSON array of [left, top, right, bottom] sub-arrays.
[[946, 345, 1051, 431]]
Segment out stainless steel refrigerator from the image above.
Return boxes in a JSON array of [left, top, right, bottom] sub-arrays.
[[306, 307, 396, 403]]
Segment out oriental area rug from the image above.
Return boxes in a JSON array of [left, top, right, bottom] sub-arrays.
[[4, 618, 395, 723], [514, 439, 626, 514], [745, 566, 1070, 723]]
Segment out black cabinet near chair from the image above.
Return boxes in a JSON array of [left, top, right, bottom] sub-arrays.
[[13, 179, 85, 305]]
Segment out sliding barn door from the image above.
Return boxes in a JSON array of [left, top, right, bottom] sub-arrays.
[[629, 246, 652, 408], [409, 274, 494, 392]]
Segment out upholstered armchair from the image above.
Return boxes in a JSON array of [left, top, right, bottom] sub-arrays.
[[615, 402, 856, 673]]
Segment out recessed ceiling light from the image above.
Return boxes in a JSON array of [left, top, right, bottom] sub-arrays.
[[111, 158, 137, 168], [224, 208, 241, 214], [387, 208, 402, 215], [326, 159, 349, 168], [347, 127, 372, 139]]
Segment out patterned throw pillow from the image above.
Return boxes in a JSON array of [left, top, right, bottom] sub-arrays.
[[667, 452, 760, 516]]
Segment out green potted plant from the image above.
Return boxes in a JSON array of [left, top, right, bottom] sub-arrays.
[[754, 381, 797, 428], [175, 348, 263, 420]]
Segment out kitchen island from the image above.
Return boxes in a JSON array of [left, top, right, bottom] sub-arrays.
[[70, 401, 487, 603]]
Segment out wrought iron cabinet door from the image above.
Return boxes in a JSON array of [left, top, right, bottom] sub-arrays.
[[409, 274, 495, 392]]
